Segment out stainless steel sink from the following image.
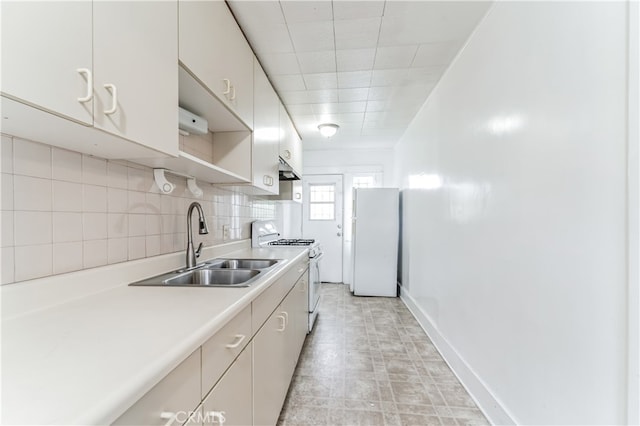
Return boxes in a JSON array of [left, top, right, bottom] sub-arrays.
[[129, 258, 283, 287], [205, 258, 280, 270]]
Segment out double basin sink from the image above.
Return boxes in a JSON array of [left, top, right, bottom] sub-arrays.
[[130, 258, 283, 288]]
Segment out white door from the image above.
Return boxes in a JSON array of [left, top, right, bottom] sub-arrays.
[[303, 175, 343, 283]]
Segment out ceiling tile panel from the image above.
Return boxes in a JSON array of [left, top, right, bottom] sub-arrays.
[[305, 89, 339, 103], [244, 23, 294, 54], [374, 45, 419, 70], [334, 18, 382, 50], [365, 100, 388, 112], [285, 104, 315, 116], [270, 74, 306, 92], [258, 52, 301, 76], [279, 90, 310, 105], [337, 71, 373, 89], [303, 73, 339, 90], [367, 86, 396, 101], [312, 102, 367, 115], [297, 51, 337, 73], [333, 1, 385, 20], [317, 112, 365, 124], [371, 69, 408, 87], [412, 41, 463, 68], [338, 88, 370, 102], [378, 2, 492, 46], [281, 1, 333, 23], [227, 1, 286, 26], [336, 48, 376, 72], [288, 20, 335, 52]]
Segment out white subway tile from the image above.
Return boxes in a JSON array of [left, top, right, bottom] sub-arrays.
[[1, 174, 13, 210], [51, 148, 82, 182], [107, 188, 128, 213], [1, 247, 14, 284], [15, 244, 52, 281], [146, 214, 161, 236], [146, 192, 162, 214], [108, 238, 128, 264], [53, 212, 83, 243], [146, 235, 161, 257], [1, 135, 13, 174], [107, 213, 128, 239], [83, 213, 107, 241], [83, 240, 107, 268], [161, 214, 177, 235], [128, 214, 146, 237], [13, 139, 51, 178], [52, 180, 82, 212], [128, 167, 151, 192], [107, 162, 128, 189], [82, 184, 107, 213], [2, 211, 13, 247], [14, 211, 52, 246], [14, 175, 52, 211], [128, 236, 146, 260], [128, 191, 146, 214], [160, 234, 174, 254], [82, 155, 107, 186], [53, 242, 83, 274]]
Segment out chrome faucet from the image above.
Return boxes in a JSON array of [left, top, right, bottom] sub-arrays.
[[186, 201, 209, 269]]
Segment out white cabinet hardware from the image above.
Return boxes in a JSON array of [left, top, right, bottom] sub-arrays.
[[225, 334, 246, 349], [76, 68, 93, 102], [103, 83, 117, 115]]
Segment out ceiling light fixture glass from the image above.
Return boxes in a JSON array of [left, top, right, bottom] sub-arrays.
[[318, 123, 339, 138]]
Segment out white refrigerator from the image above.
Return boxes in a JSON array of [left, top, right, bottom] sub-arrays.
[[351, 188, 399, 297]]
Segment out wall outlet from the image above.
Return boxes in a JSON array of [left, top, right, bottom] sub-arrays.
[[222, 225, 230, 241]]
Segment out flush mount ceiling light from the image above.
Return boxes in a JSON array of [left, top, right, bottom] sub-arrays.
[[318, 123, 339, 138]]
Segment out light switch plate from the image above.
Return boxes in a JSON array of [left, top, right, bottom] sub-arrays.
[[222, 225, 230, 241]]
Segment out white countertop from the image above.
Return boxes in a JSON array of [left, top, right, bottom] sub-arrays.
[[1, 242, 308, 425]]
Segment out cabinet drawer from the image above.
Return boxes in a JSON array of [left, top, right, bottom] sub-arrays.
[[113, 349, 201, 426], [252, 258, 308, 332], [201, 305, 251, 397]]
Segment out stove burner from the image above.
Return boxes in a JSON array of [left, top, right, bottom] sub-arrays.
[[269, 239, 316, 246]]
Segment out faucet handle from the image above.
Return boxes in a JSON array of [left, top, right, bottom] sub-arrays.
[[195, 242, 203, 258]]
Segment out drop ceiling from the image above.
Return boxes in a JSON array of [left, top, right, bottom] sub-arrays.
[[227, 0, 492, 151]]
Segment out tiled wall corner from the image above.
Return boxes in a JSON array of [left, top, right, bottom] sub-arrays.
[[0, 135, 277, 285]]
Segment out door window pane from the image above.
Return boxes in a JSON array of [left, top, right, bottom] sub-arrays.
[[309, 184, 335, 220]]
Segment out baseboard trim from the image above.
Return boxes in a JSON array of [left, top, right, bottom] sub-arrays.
[[400, 287, 516, 425]]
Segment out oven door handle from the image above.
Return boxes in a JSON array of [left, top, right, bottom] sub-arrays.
[[311, 252, 324, 262]]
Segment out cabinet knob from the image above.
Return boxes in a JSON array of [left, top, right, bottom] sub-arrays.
[[223, 78, 231, 95], [284, 150, 291, 159]]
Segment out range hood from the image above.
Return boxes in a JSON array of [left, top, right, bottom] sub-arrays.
[[279, 157, 300, 181]]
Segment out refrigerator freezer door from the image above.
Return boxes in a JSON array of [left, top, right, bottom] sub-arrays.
[[352, 188, 399, 297]]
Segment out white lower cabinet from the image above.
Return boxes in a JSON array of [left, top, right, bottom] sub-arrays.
[[113, 263, 308, 426], [112, 349, 201, 426], [200, 343, 253, 426], [253, 270, 308, 426]]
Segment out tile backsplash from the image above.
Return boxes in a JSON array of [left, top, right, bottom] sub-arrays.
[[0, 134, 276, 285]]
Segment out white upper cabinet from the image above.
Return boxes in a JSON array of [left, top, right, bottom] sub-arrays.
[[279, 104, 303, 177], [92, 1, 178, 157], [1, 2, 93, 125], [1, 1, 178, 158], [252, 60, 280, 195], [179, 0, 254, 129]]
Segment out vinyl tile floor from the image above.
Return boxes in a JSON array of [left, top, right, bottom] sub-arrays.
[[277, 284, 490, 426]]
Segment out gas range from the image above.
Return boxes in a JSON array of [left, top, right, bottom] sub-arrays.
[[252, 220, 323, 332], [251, 221, 321, 258]]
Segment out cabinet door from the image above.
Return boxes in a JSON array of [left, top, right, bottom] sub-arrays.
[[279, 105, 303, 176], [93, 1, 178, 156], [179, 1, 254, 128], [253, 304, 289, 426], [1, 1, 93, 124], [202, 343, 252, 426], [252, 60, 280, 194]]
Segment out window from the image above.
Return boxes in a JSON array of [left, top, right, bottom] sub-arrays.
[[352, 176, 375, 188], [309, 184, 335, 220]]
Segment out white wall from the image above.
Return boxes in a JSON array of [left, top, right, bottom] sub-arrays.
[[395, 2, 632, 424]]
